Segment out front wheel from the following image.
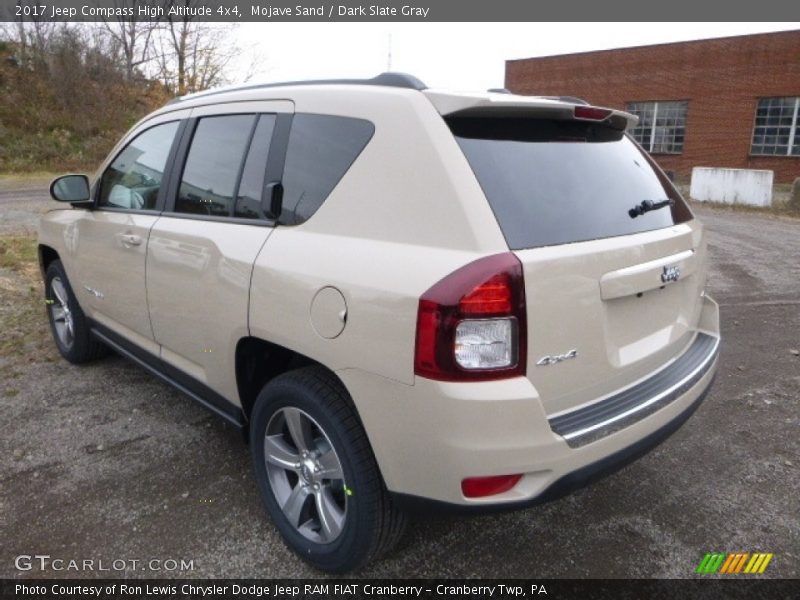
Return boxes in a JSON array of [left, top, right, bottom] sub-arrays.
[[250, 366, 406, 572], [45, 260, 108, 364]]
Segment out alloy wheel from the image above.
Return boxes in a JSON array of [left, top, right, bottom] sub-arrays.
[[264, 406, 347, 543], [49, 277, 75, 350]]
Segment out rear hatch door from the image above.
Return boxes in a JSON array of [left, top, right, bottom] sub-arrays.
[[446, 107, 706, 416]]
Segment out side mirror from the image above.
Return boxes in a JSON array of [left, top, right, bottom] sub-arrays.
[[50, 174, 91, 204]]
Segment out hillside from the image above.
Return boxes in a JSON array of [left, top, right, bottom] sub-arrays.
[[0, 40, 168, 173]]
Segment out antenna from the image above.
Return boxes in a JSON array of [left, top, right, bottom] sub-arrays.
[[387, 33, 393, 71]]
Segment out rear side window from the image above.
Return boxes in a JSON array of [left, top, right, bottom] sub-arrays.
[[280, 114, 374, 225], [177, 115, 255, 217], [449, 117, 692, 250]]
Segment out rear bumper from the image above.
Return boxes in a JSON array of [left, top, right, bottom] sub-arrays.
[[339, 295, 720, 508], [549, 332, 719, 447], [392, 372, 716, 515]]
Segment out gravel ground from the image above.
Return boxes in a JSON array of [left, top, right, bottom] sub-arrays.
[[0, 176, 53, 235], [1, 180, 798, 579]]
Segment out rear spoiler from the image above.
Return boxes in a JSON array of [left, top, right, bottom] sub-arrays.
[[423, 90, 637, 131]]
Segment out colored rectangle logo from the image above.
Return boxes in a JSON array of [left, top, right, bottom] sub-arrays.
[[697, 552, 773, 574]]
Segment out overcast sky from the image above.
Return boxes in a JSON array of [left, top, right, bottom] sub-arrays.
[[231, 22, 799, 90]]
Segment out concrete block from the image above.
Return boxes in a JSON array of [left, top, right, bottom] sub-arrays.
[[690, 167, 774, 207]]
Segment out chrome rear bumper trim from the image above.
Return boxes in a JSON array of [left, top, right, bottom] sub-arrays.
[[549, 333, 720, 448]]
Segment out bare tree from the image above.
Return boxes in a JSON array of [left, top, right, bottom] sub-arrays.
[[100, 1, 159, 81], [2, 0, 245, 97], [156, 1, 239, 96], [8, 0, 57, 69], [183, 23, 236, 92], [0, 10, 171, 173]]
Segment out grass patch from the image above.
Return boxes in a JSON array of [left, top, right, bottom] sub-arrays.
[[0, 234, 58, 365], [0, 235, 39, 273]]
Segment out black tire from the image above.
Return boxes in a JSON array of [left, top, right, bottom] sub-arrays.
[[250, 366, 406, 573], [45, 260, 108, 364]]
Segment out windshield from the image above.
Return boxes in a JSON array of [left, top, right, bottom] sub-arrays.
[[449, 116, 692, 250]]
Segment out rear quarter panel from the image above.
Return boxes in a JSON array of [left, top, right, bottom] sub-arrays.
[[248, 88, 510, 385]]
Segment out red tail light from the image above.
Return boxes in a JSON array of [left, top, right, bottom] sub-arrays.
[[458, 273, 513, 314], [414, 253, 527, 382], [574, 106, 612, 121], [462, 474, 523, 498]]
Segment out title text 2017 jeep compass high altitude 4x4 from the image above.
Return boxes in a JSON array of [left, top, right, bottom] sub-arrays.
[[39, 73, 719, 572]]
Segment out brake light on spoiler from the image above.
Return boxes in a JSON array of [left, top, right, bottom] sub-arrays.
[[573, 106, 613, 121]]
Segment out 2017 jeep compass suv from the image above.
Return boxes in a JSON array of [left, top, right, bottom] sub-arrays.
[[39, 72, 720, 572]]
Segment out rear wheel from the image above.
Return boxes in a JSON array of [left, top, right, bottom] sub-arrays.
[[45, 260, 107, 364], [250, 366, 406, 572]]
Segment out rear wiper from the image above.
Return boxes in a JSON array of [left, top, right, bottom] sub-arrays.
[[628, 198, 674, 218]]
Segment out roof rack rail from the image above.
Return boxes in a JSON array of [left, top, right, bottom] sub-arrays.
[[169, 72, 427, 104], [487, 88, 512, 94]]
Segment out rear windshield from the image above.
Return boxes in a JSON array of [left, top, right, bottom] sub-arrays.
[[449, 116, 692, 250]]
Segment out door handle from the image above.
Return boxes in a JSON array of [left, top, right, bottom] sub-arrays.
[[120, 233, 143, 247]]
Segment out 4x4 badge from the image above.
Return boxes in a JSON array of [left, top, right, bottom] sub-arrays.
[[661, 265, 680, 283], [536, 349, 578, 366]]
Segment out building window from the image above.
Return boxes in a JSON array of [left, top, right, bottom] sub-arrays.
[[751, 97, 800, 156], [626, 101, 688, 154]]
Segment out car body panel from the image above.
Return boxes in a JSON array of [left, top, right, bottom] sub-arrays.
[[39, 207, 162, 357], [38, 79, 719, 507], [515, 220, 709, 416], [147, 217, 272, 400], [70, 211, 159, 342], [338, 294, 719, 504]]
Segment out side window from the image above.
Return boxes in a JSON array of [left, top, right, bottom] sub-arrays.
[[234, 115, 276, 219], [176, 115, 255, 217], [98, 122, 179, 210], [280, 114, 374, 225]]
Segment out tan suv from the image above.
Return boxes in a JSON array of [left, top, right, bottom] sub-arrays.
[[39, 72, 720, 572]]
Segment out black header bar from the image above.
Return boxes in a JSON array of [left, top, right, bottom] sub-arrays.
[[2, 0, 800, 22], [2, 579, 799, 600]]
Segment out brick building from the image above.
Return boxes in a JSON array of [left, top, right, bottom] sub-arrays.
[[505, 30, 800, 183]]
